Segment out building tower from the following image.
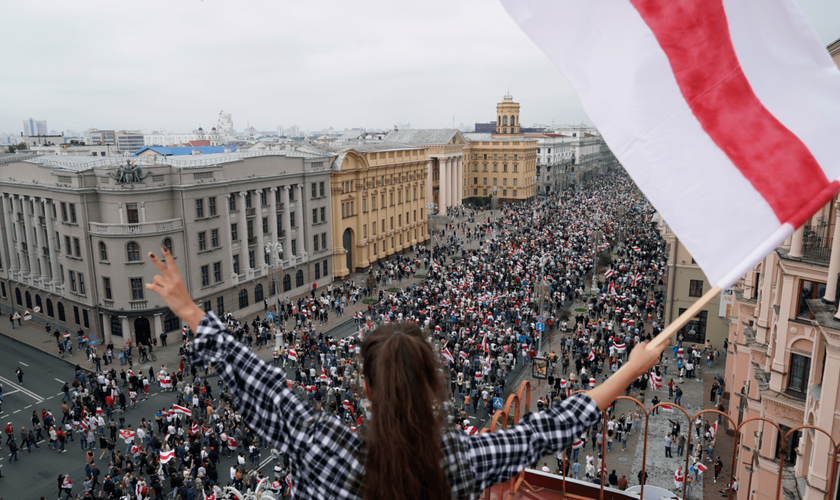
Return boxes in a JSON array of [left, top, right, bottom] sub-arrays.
[[494, 91, 521, 136]]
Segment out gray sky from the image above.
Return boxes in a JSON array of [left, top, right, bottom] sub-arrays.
[[2, 0, 839, 135]]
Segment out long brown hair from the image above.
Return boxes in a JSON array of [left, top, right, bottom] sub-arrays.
[[361, 322, 450, 500]]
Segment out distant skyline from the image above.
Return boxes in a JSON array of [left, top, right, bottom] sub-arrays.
[[2, 0, 838, 135]]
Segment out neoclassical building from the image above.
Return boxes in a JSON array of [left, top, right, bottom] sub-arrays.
[[383, 129, 466, 211], [463, 94, 538, 203], [0, 151, 333, 347], [302, 142, 430, 278]]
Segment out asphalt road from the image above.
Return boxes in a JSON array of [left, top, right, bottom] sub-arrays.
[[0, 333, 279, 499]]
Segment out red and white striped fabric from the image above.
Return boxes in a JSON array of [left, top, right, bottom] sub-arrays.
[[119, 429, 135, 441], [227, 437, 237, 450], [204, 493, 216, 500], [675, 469, 684, 489], [571, 439, 583, 450], [661, 404, 675, 412], [632, 273, 642, 287], [459, 351, 469, 360], [464, 425, 479, 435], [604, 269, 614, 279], [587, 350, 595, 361], [650, 371, 662, 390], [694, 461, 708, 473], [613, 342, 626, 352], [710, 422, 718, 439], [502, 0, 840, 289], [160, 449, 175, 464], [173, 405, 191, 416], [442, 348, 454, 364]]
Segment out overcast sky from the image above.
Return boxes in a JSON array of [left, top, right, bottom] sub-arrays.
[[2, 0, 839, 135]]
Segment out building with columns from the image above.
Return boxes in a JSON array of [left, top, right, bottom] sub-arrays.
[[0, 151, 333, 348], [382, 129, 466, 211], [463, 94, 538, 203], [301, 142, 430, 278]]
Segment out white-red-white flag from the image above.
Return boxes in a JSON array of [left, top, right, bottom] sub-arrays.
[[442, 348, 454, 364], [502, 0, 840, 289], [572, 439, 583, 449], [675, 469, 684, 489], [661, 404, 674, 412], [119, 429, 135, 441], [160, 450, 175, 464], [173, 405, 192, 416]]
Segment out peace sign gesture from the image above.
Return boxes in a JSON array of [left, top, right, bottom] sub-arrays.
[[146, 247, 205, 332]]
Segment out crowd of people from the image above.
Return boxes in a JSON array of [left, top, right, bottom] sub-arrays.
[[0, 173, 732, 499]]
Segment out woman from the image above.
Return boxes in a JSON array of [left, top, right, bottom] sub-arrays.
[[143, 247, 666, 499]]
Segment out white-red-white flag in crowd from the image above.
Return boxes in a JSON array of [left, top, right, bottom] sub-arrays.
[[674, 469, 684, 489], [502, 0, 840, 289], [173, 404, 192, 416], [650, 371, 662, 390], [442, 348, 454, 364], [160, 450, 175, 464]]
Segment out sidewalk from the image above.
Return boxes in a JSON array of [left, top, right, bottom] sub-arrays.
[[0, 210, 493, 374]]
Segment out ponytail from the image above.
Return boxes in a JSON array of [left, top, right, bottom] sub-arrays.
[[362, 322, 449, 500]]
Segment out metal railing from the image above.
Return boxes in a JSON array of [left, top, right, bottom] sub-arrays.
[[803, 219, 831, 262], [480, 385, 833, 500]]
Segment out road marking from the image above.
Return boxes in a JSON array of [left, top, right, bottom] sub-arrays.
[[46, 396, 53, 400], [0, 375, 44, 403], [4, 388, 22, 397], [24, 405, 31, 409], [56, 393, 63, 396], [13, 409, 20, 413], [18, 362, 28, 367], [54, 378, 65, 383], [150, 393, 157, 397]]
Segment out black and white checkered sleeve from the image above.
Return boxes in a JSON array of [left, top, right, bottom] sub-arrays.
[[465, 393, 600, 492], [189, 312, 314, 456]]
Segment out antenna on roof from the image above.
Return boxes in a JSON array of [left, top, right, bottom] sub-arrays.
[[504, 88, 513, 99]]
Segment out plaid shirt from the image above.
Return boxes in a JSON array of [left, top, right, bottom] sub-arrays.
[[191, 312, 599, 499]]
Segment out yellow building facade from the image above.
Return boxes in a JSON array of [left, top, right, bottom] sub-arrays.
[[315, 144, 429, 278], [464, 94, 538, 202]]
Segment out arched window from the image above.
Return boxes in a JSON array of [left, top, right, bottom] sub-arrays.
[[162, 238, 173, 256], [254, 284, 263, 303], [126, 242, 140, 262], [99, 241, 108, 261], [497, 116, 501, 126], [296, 270, 304, 287], [15, 288, 21, 306], [283, 274, 291, 292], [502, 116, 508, 126], [238, 289, 248, 309], [111, 315, 122, 337], [163, 311, 179, 332], [58, 302, 65, 322], [35, 294, 42, 311], [510, 115, 515, 127], [46, 299, 54, 318], [25, 291, 32, 309]]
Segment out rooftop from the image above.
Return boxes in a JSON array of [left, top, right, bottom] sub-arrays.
[[464, 133, 537, 143], [20, 150, 328, 172], [303, 141, 423, 154], [132, 146, 237, 156], [383, 128, 462, 145]]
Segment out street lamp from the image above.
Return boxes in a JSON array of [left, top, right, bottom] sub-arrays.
[[425, 202, 438, 240], [265, 241, 284, 317], [490, 186, 498, 224]]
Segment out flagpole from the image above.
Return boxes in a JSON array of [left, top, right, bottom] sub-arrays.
[[649, 286, 721, 350]]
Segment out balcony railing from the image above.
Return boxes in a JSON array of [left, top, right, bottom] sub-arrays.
[[129, 300, 147, 310], [89, 218, 183, 236], [477, 381, 829, 500], [803, 220, 831, 262], [248, 237, 257, 246], [246, 208, 256, 217]]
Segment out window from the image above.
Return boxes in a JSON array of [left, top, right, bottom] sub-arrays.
[[195, 199, 204, 218], [69, 271, 76, 292], [126, 203, 139, 224], [390, 217, 394, 230], [247, 220, 254, 240], [493, 178, 497, 185], [74, 238, 81, 257], [162, 238, 172, 256], [312, 208, 318, 224], [69, 204, 77, 223], [493, 164, 498, 172], [216, 296, 224, 316], [209, 197, 217, 216], [255, 284, 263, 303], [483, 178, 487, 185], [320, 207, 326, 222], [321, 233, 326, 249], [296, 270, 304, 287], [130, 278, 144, 300], [46, 298, 54, 318], [233, 254, 240, 275], [58, 302, 65, 322], [315, 262, 321, 280], [362, 198, 366, 213], [239, 289, 248, 309], [677, 307, 708, 343], [788, 353, 811, 393], [61, 202, 68, 221], [164, 312, 179, 332], [514, 154, 518, 160], [283, 274, 291, 292], [211, 229, 219, 248], [213, 262, 221, 282], [320, 182, 325, 197], [228, 195, 236, 212], [262, 217, 268, 234], [231, 223, 238, 241], [798, 280, 827, 317], [260, 190, 266, 206], [201, 265, 209, 286], [311, 182, 317, 198], [503, 189, 507, 196], [291, 239, 297, 256], [198, 231, 207, 251], [689, 280, 703, 297], [249, 250, 255, 268], [245, 192, 252, 208], [775, 425, 801, 466], [83, 309, 89, 328], [513, 178, 518, 186], [313, 235, 319, 251], [503, 178, 508, 186], [103, 277, 112, 300], [290, 212, 296, 228], [373, 242, 377, 255], [99, 241, 108, 261], [79, 273, 85, 294], [110, 314, 121, 336], [126, 242, 140, 262], [513, 190, 517, 196]]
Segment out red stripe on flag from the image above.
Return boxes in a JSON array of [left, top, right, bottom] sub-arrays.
[[630, 0, 840, 228]]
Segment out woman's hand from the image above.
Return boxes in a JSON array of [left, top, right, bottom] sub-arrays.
[[626, 339, 668, 378], [145, 247, 205, 332]]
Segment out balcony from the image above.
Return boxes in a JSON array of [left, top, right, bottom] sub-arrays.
[[89, 218, 183, 237], [802, 220, 831, 263], [129, 300, 147, 310], [248, 237, 258, 246], [279, 230, 286, 238], [246, 208, 256, 217]]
